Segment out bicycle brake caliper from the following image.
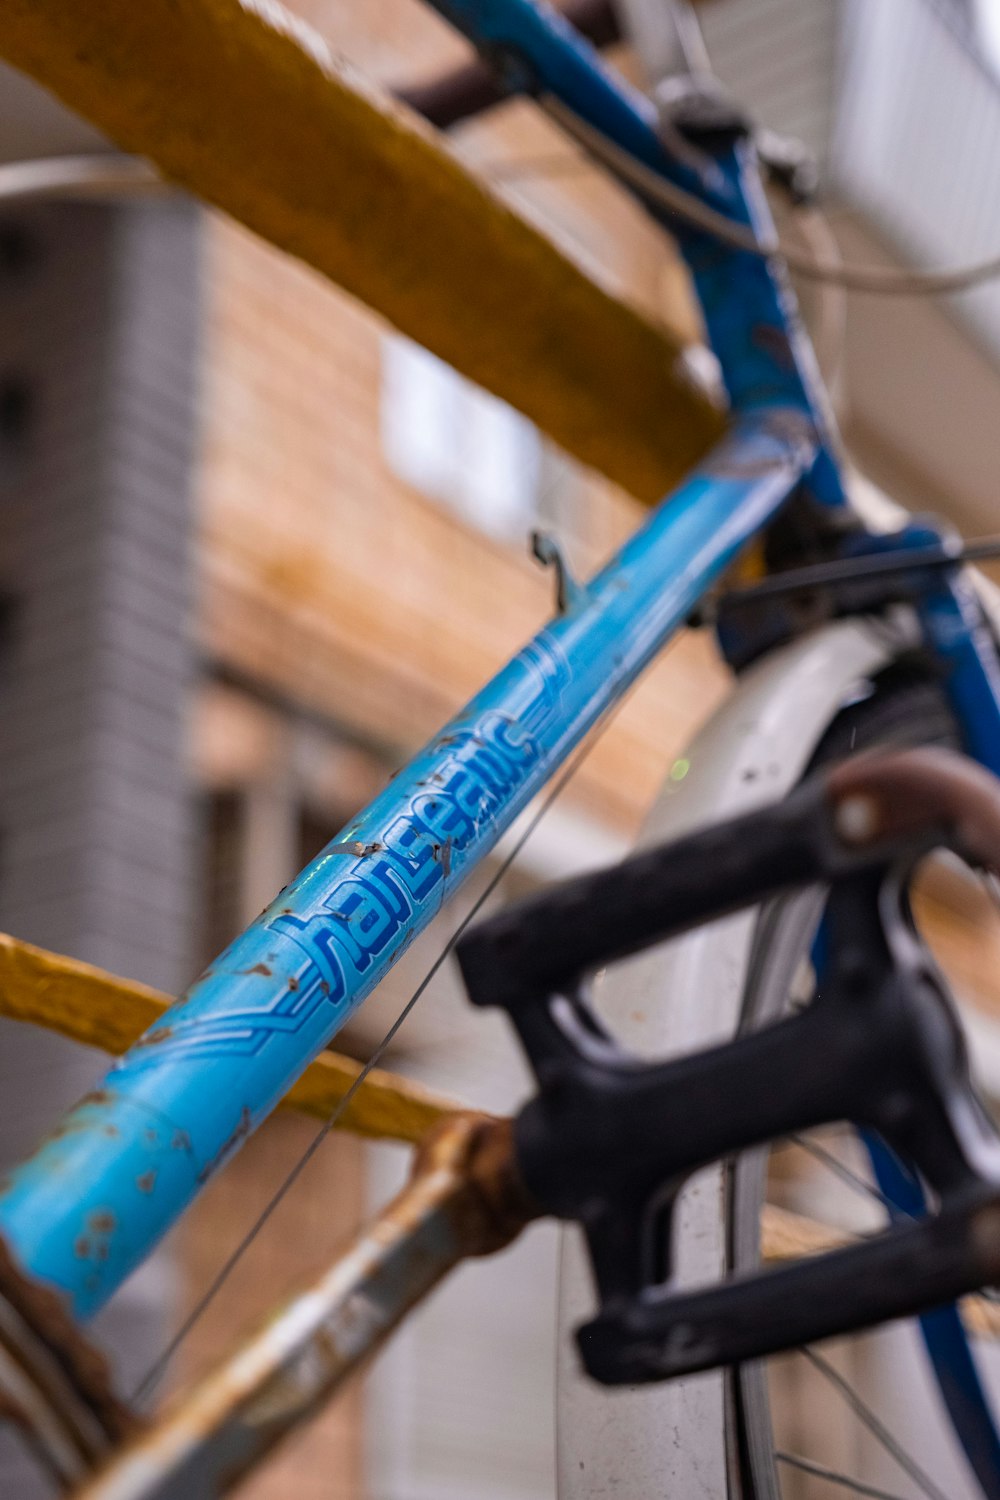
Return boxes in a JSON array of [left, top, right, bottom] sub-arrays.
[[456, 748, 1000, 1383]]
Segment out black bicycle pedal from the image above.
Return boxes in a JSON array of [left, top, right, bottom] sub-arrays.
[[456, 747, 1000, 1382]]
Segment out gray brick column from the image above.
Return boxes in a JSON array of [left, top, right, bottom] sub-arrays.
[[0, 200, 199, 991], [0, 198, 201, 1482]]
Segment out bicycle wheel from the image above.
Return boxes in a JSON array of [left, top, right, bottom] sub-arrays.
[[556, 655, 1000, 1497], [731, 670, 1000, 1500]]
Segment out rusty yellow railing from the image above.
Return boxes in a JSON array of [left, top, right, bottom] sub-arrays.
[[0, 0, 722, 505], [0, 932, 455, 1145]]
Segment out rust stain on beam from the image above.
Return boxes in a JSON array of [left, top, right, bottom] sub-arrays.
[[76, 1115, 537, 1499], [0, 931, 455, 1145], [0, 0, 722, 502]]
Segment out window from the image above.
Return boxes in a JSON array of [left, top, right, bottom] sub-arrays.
[[381, 336, 542, 541]]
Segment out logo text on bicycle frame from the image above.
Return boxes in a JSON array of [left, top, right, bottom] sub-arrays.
[[119, 635, 569, 1064]]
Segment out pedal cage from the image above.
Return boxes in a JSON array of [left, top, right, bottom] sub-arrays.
[[456, 749, 1000, 1384]]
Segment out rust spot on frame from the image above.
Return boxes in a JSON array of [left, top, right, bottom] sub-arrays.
[[196, 1106, 253, 1185], [704, 409, 816, 481], [0, 1231, 132, 1441], [330, 840, 385, 858], [751, 321, 795, 370], [79, 1089, 114, 1109], [131, 1026, 174, 1049]]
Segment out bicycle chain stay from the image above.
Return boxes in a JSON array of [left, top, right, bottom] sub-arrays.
[[456, 747, 1000, 1384]]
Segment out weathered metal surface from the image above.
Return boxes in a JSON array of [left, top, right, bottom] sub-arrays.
[[73, 1115, 536, 1500], [0, 0, 719, 505], [0, 1234, 131, 1490], [0, 410, 814, 1321], [0, 931, 455, 1145]]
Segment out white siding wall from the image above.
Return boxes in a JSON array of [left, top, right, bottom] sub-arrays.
[[835, 0, 1000, 358]]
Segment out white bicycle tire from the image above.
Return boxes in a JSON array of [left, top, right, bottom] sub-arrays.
[[553, 613, 918, 1498]]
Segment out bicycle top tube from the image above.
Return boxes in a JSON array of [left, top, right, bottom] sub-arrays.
[[0, 413, 814, 1317]]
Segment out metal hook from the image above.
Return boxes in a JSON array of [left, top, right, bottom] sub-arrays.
[[531, 530, 584, 615]]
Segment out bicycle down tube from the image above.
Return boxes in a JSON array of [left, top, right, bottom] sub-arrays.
[[0, 413, 815, 1317]]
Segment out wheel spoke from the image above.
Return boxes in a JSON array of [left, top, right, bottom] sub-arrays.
[[799, 1347, 951, 1500], [786, 1133, 913, 1222], [775, 1449, 921, 1499]]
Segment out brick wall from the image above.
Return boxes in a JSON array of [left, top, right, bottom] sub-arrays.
[[0, 198, 200, 1490]]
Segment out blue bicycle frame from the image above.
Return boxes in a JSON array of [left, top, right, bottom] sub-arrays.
[[3, 1, 1000, 1482]]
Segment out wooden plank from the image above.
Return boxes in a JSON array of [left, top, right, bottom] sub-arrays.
[[0, 0, 722, 503], [0, 931, 457, 1145]]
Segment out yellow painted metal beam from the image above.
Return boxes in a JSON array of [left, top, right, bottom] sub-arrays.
[[0, 932, 456, 1145], [0, 0, 722, 502]]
